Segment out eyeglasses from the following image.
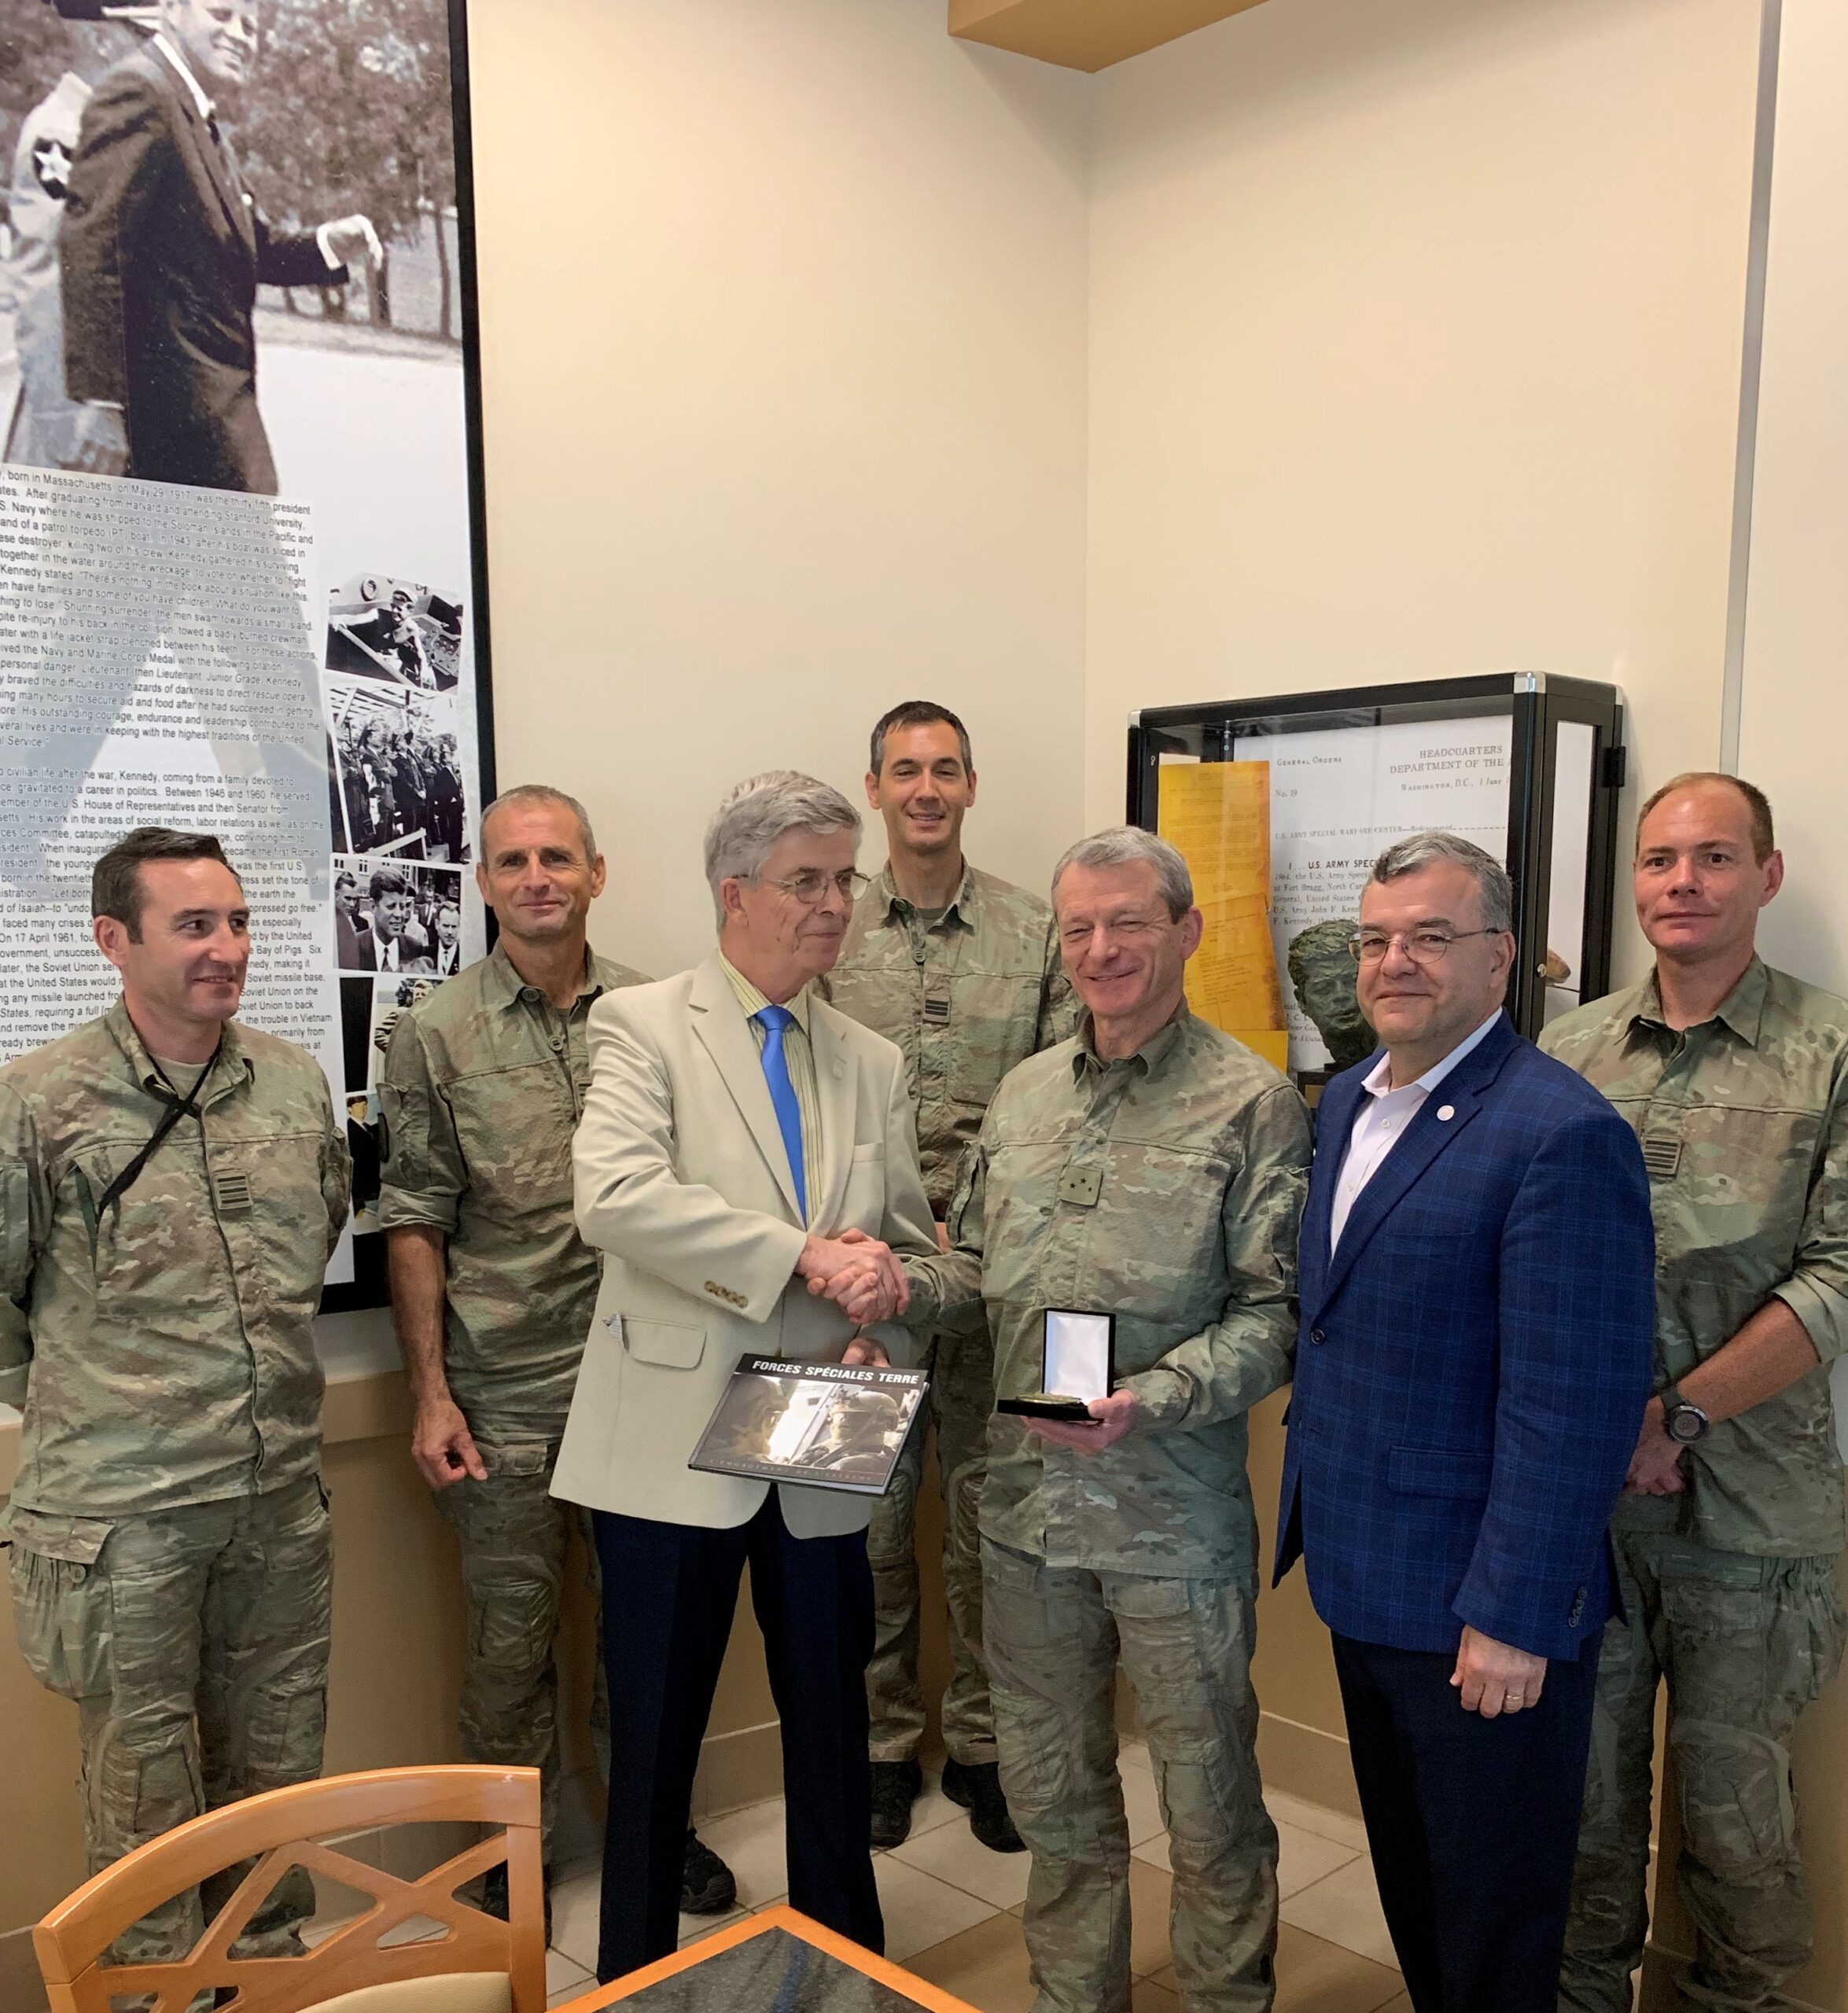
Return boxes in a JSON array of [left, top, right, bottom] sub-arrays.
[[757, 869, 871, 908], [1347, 927, 1499, 966]]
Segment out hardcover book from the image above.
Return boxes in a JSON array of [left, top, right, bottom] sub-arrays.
[[689, 1357, 926, 1496]]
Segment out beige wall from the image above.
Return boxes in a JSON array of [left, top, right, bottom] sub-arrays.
[[467, 0, 1093, 977]]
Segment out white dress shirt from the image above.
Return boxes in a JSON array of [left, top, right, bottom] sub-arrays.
[[1329, 1011, 1502, 1250]]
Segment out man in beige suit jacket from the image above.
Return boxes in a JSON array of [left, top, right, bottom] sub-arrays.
[[554, 772, 937, 1984]]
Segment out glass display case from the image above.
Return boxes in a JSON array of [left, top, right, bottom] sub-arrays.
[[1127, 673, 1626, 1083]]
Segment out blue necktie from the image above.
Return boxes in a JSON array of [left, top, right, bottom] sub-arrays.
[[755, 1004, 807, 1224]]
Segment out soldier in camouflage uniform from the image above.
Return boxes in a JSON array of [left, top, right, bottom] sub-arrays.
[[2, 828, 350, 1972], [905, 827, 1312, 2013], [378, 784, 735, 1919], [1541, 774, 1848, 2013], [821, 699, 1075, 1852]]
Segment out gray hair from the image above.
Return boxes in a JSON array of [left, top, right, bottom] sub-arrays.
[[704, 770, 861, 922], [480, 784, 597, 862], [1369, 831, 1514, 933], [1051, 826, 1194, 921]]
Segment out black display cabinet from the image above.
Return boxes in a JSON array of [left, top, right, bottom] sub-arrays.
[[1128, 673, 1627, 1078]]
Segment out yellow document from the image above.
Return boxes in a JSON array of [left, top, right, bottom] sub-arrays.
[[1157, 762, 1288, 1072]]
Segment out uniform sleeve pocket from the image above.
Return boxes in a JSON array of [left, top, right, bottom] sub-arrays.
[[1387, 1445, 1494, 1498], [620, 1316, 707, 1370]]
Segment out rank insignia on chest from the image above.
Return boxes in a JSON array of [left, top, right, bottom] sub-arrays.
[[212, 1170, 254, 1216], [1056, 1165, 1103, 1208], [922, 992, 951, 1025], [1640, 1136, 1682, 1179]]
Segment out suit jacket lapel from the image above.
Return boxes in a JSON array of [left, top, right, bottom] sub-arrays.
[[808, 1003, 857, 1231], [689, 955, 803, 1224], [1313, 1015, 1519, 1314], [159, 58, 254, 253], [1301, 1067, 1363, 1315]]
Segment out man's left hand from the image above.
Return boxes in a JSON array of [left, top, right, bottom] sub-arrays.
[[841, 1333, 890, 1368], [1450, 1626, 1547, 1718], [1622, 1397, 1688, 1496], [1023, 1387, 1139, 1452], [322, 214, 383, 268]]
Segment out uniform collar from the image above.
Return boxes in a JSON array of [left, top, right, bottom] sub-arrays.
[[871, 859, 977, 932], [1073, 999, 1190, 1080], [151, 34, 216, 125], [718, 951, 813, 1034], [1633, 955, 1768, 1049], [105, 995, 250, 1099], [480, 937, 602, 1013]]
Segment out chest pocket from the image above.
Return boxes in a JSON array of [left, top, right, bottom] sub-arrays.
[[1081, 1143, 1234, 1322], [944, 971, 1046, 1113], [448, 1061, 577, 1213]]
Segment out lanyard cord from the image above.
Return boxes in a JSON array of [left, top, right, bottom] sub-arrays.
[[97, 1038, 223, 1218]]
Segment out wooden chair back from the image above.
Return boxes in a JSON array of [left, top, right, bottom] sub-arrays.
[[32, 1765, 547, 2013]]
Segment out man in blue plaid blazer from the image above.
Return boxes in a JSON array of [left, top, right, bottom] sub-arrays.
[[1276, 832, 1655, 2013]]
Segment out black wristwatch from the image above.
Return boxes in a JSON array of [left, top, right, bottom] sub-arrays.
[[1659, 1383, 1710, 1444]]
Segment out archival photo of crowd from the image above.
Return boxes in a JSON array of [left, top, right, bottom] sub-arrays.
[[326, 670, 468, 861], [333, 852, 462, 976]]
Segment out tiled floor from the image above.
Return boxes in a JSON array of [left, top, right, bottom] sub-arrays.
[[539, 1744, 1406, 2010]]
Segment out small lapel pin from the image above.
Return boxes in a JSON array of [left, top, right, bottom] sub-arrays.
[[1437, 1104, 1455, 1122]]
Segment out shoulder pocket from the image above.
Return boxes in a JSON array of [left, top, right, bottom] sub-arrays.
[[620, 1316, 706, 1370]]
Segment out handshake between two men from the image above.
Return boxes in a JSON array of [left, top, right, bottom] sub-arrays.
[[796, 1227, 911, 1363]]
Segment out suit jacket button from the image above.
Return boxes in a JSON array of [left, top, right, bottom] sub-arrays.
[[1310, 1327, 1326, 1345]]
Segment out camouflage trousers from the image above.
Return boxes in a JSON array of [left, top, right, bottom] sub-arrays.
[[984, 1540, 1278, 2013], [867, 1323, 995, 1766], [433, 1431, 608, 1858], [1559, 1532, 1847, 2013], [8, 1477, 333, 1969]]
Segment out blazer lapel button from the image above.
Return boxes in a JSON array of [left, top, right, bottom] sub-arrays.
[[1438, 1105, 1455, 1122]]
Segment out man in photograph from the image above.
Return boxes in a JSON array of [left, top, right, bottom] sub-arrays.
[[430, 898, 462, 977], [1543, 775, 1848, 2013], [377, 785, 737, 1927], [1, 826, 349, 1967], [1276, 833, 1655, 2013], [368, 867, 433, 975], [333, 869, 374, 970], [58, 0, 382, 492], [552, 771, 938, 1982], [822, 699, 1074, 1852], [430, 737, 466, 862], [904, 827, 1312, 2013]]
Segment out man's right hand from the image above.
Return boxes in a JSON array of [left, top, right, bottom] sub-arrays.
[[797, 1228, 908, 1324], [68, 403, 129, 477], [412, 1397, 488, 1489]]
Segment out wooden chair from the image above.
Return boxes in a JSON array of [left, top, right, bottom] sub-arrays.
[[32, 1765, 547, 2013]]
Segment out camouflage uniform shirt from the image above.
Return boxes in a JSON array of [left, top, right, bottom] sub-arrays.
[[905, 1008, 1312, 1579], [377, 940, 649, 1436], [1541, 957, 1848, 1556], [822, 863, 1076, 1213], [0, 1000, 350, 1516]]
